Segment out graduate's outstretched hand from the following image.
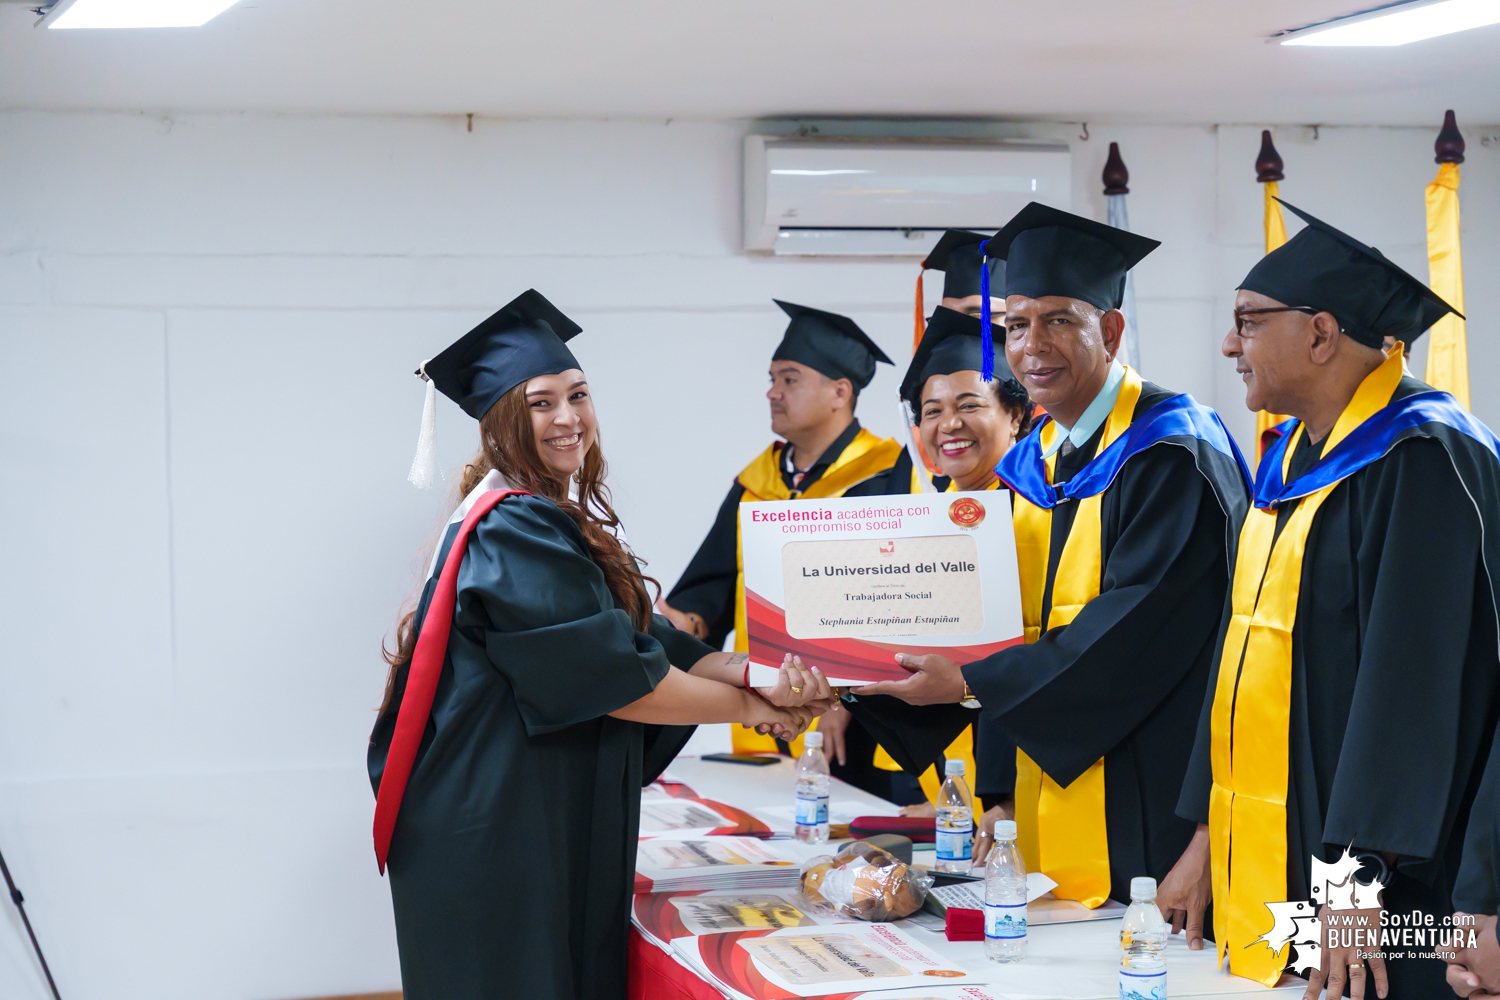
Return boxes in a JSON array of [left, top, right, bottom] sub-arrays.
[[1304, 906, 1387, 1000], [852, 653, 965, 705], [1156, 823, 1211, 951], [1445, 913, 1500, 997], [756, 655, 836, 712]]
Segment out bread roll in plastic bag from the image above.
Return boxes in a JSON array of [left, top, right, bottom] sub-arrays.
[[799, 841, 933, 921]]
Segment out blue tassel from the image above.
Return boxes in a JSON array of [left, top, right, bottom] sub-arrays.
[[980, 252, 995, 382]]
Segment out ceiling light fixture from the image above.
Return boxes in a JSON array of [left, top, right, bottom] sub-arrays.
[[1276, 0, 1500, 46], [38, 0, 240, 29]]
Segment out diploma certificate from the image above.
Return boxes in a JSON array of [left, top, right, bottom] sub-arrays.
[[740, 492, 1023, 686]]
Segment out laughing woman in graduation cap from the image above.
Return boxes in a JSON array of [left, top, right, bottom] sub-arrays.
[[369, 290, 826, 1000], [905, 306, 1034, 494], [831, 306, 1036, 813]]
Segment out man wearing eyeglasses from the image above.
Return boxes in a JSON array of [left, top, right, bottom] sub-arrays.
[[1162, 200, 1500, 1000], [848, 203, 1252, 912]]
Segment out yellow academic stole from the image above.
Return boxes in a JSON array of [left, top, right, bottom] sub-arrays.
[[1008, 366, 1144, 909], [731, 429, 904, 754], [1209, 348, 1406, 985]]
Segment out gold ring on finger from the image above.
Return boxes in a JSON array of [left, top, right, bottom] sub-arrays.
[[791, 686, 803, 694]]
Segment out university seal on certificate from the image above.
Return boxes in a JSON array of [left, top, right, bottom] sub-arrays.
[[739, 492, 1024, 686], [948, 496, 985, 527]]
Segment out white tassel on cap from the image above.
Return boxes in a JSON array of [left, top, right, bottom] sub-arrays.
[[407, 362, 438, 489]]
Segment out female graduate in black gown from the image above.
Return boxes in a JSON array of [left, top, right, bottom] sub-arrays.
[[368, 290, 826, 1000]]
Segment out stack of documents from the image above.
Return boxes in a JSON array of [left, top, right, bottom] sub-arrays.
[[631, 889, 855, 952], [634, 838, 820, 894], [638, 797, 773, 839], [671, 923, 994, 1000]]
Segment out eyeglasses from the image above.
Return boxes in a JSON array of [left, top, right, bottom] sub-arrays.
[[1233, 306, 1321, 336]]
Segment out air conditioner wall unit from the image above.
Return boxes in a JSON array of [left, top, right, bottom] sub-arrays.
[[743, 135, 1073, 257]]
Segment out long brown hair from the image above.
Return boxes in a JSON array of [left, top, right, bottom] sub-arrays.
[[380, 378, 657, 713]]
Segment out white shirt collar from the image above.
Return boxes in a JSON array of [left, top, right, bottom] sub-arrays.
[[1041, 361, 1127, 460]]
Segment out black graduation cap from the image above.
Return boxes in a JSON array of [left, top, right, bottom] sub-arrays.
[[900, 307, 1018, 413], [424, 289, 583, 419], [981, 202, 1160, 312], [772, 300, 893, 392], [1238, 199, 1462, 348], [923, 229, 1004, 300]]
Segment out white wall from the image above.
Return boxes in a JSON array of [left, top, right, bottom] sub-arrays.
[[0, 109, 1496, 1000]]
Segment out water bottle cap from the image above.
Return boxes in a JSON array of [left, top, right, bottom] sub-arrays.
[[992, 819, 1017, 840], [1130, 876, 1157, 901], [804, 731, 823, 748], [944, 759, 965, 777]]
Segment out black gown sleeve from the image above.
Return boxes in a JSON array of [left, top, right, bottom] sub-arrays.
[[639, 615, 721, 785], [1322, 438, 1490, 862], [1455, 725, 1500, 914], [962, 444, 1228, 787], [463, 495, 671, 737], [1177, 588, 1235, 825], [649, 613, 719, 668], [842, 697, 978, 775], [666, 482, 745, 649]]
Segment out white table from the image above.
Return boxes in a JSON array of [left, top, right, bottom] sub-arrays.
[[661, 754, 1304, 1000]]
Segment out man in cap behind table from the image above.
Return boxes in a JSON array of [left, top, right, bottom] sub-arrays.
[[846, 203, 1252, 911], [1165, 200, 1500, 1000], [658, 301, 906, 760]]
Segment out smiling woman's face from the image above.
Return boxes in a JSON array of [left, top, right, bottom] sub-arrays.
[[523, 369, 596, 479], [917, 370, 1022, 491]]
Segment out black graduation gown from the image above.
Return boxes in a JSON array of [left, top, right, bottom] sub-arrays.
[[853, 382, 1248, 904], [368, 493, 715, 1000], [1180, 376, 1500, 994], [1457, 726, 1500, 916], [669, 419, 871, 649]]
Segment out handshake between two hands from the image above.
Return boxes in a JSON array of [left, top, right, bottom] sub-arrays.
[[746, 654, 841, 742], [740, 649, 972, 742]]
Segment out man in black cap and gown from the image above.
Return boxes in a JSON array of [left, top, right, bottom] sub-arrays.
[[1163, 200, 1500, 1000], [659, 300, 904, 758], [848, 203, 1252, 910], [928, 228, 1007, 318]]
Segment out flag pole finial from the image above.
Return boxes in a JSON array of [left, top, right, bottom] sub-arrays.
[[1102, 142, 1129, 195], [1256, 130, 1285, 183], [1436, 110, 1465, 165]]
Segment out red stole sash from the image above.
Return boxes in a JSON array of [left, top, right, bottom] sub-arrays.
[[373, 489, 530, 872]]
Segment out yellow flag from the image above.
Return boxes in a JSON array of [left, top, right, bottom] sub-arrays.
[[1254, 182, 1292, 460], [1424, 162, 1469, 408], [1263, 180, 1287, 250]]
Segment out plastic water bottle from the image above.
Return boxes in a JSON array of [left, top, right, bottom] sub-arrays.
[[934, 759, 974, 874], [794, 731, 830, 843], [984, 819, 1028, 962], [1119, 876, 1168, 999]]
